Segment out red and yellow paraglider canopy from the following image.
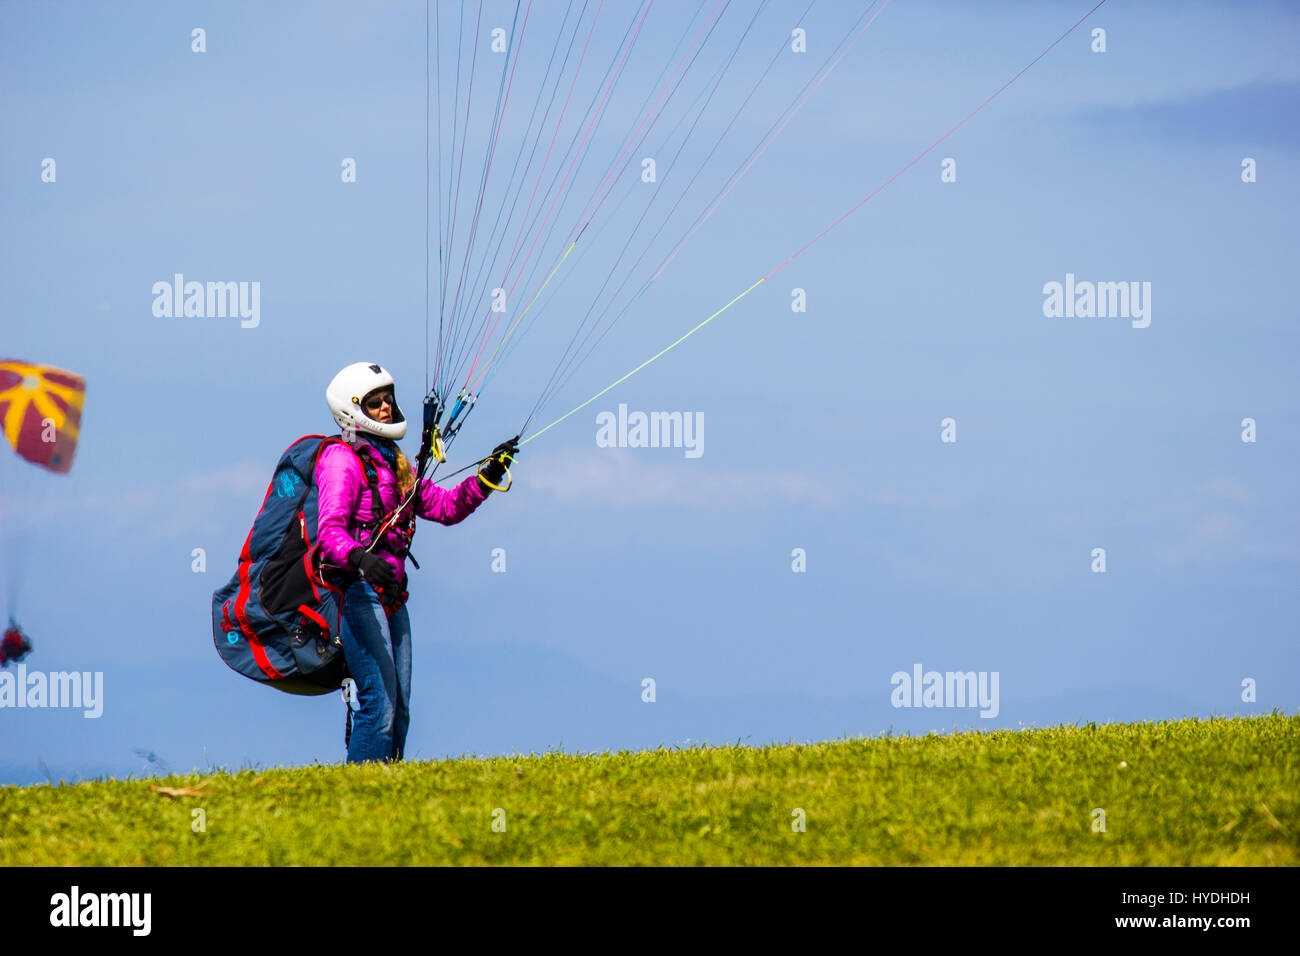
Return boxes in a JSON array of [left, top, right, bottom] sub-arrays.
[[0, 358, 85, 474]]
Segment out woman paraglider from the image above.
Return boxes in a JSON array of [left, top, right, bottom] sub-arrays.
[[319, 362, 516, 764]]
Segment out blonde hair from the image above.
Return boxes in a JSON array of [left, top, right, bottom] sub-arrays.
[[394, 447, 415, 498]]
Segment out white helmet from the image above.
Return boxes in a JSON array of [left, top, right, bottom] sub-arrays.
[[326, 362, 408, 440]]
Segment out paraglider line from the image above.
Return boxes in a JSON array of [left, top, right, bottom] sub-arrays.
[[522, 0, 1110, 444], [522, 275, 764, 443]]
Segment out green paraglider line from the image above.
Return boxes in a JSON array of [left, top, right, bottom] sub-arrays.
[[526, 276, 655, 420], [522, 274, 766, 445]]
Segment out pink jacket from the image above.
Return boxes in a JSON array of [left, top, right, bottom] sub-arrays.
[[314, 438, 488, 583]]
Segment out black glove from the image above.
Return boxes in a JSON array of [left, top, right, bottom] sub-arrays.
[[478, 436, 519, 490], [347, 546, 398, 591]]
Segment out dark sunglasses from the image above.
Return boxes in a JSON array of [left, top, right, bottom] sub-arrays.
[[362, 392, 396, 411]]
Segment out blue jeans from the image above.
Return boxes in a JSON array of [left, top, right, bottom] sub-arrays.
[[339, 580, 411, 763]]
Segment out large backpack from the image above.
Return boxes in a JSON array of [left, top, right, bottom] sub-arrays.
[[211, 434, 387, 696]]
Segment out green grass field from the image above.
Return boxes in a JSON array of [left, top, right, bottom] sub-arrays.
[[2, 714, 1295, 865]]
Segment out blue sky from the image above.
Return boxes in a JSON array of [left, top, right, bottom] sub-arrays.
[[1, 0, 1296, 784]]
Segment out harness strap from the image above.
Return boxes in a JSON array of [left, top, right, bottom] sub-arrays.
[[359, 454, 383, 533], [346, 440, 418, 566]]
